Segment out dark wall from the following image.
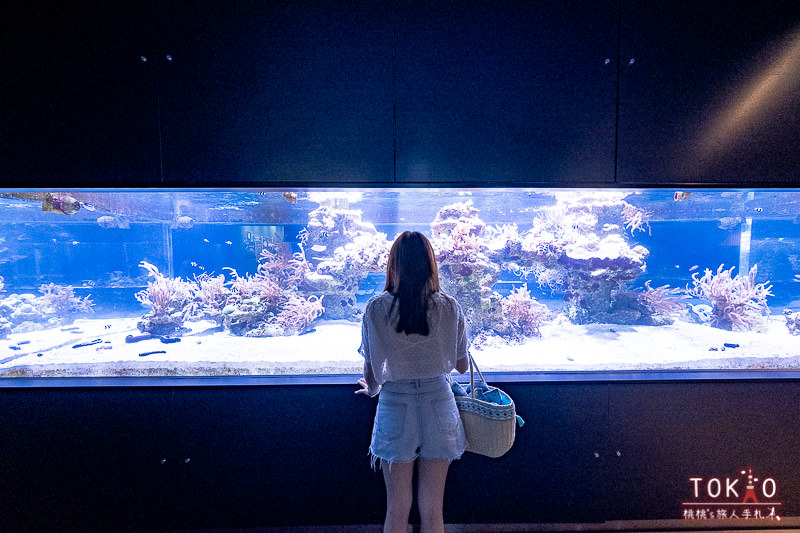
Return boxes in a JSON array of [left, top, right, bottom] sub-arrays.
[[2, 379, 799, 531], [4, 0, 800, 188]]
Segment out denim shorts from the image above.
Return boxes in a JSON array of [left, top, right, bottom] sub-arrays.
[[369, 374, 466, 469]]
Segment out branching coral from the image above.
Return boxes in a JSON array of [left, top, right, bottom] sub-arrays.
[[687, 264, 773, 331], [38, 283, 94, 315], [192, 273, 230, 322], [222, 248, 326, 336], [622, 202, 652, 236], [273, 294, 324, 334], [258, 242, 309, 289], [224, 267, 282, 304], [639, 281, 684, 318], [135, 261, 197, 334], [0, 280, 93, 333], [499, 286, 551, 338]]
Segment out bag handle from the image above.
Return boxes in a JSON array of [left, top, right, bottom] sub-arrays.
[[467, 352, 486, 399], [448, 353, 486, 399]]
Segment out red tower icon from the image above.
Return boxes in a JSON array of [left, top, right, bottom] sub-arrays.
[[742, 467, 759, 503]]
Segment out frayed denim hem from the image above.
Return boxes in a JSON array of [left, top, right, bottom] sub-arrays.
[[368, 447, 465, 472], [368, 448, 417, 472]]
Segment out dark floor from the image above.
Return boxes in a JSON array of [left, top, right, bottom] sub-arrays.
[[154, 523, 800, 533]]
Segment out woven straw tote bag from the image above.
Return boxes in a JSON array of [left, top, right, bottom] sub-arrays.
[[453, 354, 518, 458]]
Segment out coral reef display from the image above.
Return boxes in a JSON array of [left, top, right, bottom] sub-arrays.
[[431, 201, 502, 332], [430, 193, 661, 333], [0, 280, 94, 337], [4, 188, 800, 379], [687, 264, 773, 331], [495, 286, 552, 340], [135, 261, 197, 335], [222, 262, 323, 337], [299, 199, 389, 320]]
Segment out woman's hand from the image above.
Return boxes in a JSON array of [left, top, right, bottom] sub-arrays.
[[355, 378, 372, 395]]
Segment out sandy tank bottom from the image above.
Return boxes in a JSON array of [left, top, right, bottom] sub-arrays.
[[2, 315, 800, 378]]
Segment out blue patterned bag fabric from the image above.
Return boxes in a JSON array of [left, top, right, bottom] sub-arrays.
[[452, 380, 524, 427], [451, 380, 511, 406]]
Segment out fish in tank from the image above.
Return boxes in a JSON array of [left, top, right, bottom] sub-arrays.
[[1, 188, 799, 379]]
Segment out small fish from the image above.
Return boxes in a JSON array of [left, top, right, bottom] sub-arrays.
[[203, 238, 210, 243], [793, 274, 800, 283], [80, 202, 96, 211], [104, 324, 112, 329], [173, 215, 195, 229], [718, 216, 742, 230], [225, 240, 232, 245], [674, 191, 692, 201], [754, 207, 763, 213], [198, 265, 205, 270], [41, 193, 82, 215], [72, 240, 79, 245], [689, 265, 699, 271], [96, 215, 119, 229], [282, 192, 298, 204], [674, 265, 680, 269]]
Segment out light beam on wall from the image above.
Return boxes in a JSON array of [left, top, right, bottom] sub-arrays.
[[693, 27, 800, 167]]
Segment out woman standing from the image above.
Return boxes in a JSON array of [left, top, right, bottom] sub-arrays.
[[356, 231, 469, 533]]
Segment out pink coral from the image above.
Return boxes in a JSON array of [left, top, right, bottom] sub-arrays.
[[258, 243, 309, 289], [500, 286, 551, 338], [135, 261, 196, 321], [687, 264, 773, 331], [274, 294, 324, 334], [224, 267, 282, 304], [639, 280, 684, 318], [192, 273, 230, 321]]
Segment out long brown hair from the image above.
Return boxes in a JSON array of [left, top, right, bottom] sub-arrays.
[[384, 231, 440, 335]]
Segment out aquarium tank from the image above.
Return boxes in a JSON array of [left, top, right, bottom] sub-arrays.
[[1, 188, 799, 380]]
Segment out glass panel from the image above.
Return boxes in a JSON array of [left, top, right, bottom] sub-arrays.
[[1, 188, 798, 379]]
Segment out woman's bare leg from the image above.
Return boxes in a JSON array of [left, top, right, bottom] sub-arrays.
[[382, 459, 414, 533], [417, 458, 450, 533]]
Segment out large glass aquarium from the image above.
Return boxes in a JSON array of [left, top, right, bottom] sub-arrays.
[[1, 188, 799, 380]]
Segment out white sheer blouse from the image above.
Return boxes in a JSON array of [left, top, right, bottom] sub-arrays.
[[359, 291, 468, 393]]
